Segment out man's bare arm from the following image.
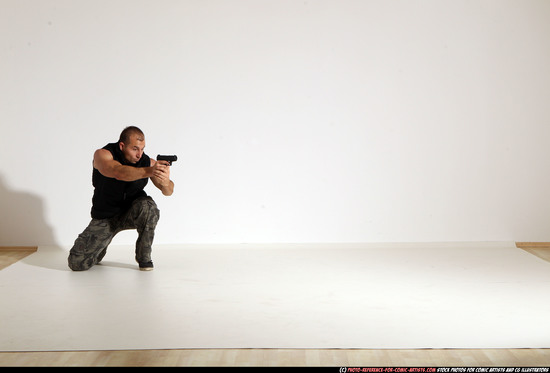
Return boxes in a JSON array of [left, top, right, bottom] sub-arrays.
[[93, 149, 153, 181]]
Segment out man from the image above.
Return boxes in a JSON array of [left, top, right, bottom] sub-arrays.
[[68, 126, 174, 271]]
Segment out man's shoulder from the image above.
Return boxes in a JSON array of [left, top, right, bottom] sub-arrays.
[[96, 143, 120, 161]]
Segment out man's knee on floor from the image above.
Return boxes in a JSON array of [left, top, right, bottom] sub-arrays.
[[67, 253, 94, 271]]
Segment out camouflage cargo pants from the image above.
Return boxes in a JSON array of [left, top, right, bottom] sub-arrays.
[[68, 196, 160, 271]]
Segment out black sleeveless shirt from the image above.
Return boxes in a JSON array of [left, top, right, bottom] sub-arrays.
[[91, 142, 150, 219]]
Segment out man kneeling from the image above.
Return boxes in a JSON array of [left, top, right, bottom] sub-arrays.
[[68, 126, 174, 271]]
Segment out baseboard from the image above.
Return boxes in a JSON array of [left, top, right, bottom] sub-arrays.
[[0, 246, 38, 252], [515, 242, 550, 249]]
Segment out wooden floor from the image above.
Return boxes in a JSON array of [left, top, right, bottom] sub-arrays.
[[1, 245, 550, 367]]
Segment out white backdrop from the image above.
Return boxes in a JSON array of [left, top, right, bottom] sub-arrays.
[[1, 0, 550, 246]]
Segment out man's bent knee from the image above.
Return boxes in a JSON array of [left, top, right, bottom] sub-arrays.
[[68, 253, 94, 271], [134, 197, 160, 226], [138, 196, 159, 214]]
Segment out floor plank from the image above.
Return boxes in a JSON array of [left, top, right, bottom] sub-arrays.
[[0, 247, 37, 270], [1, 348, 550, 366]]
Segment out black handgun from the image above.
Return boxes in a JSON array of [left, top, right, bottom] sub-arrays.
[[157, 154, 178, 165]]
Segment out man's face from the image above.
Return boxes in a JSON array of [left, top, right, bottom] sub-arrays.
[[120, 134, 145, 164]]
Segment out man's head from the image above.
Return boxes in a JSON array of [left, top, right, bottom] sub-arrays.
[[118, 126, 145, 164]]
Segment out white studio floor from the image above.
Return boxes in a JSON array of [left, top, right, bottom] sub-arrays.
[[1, 242, 550, 352]]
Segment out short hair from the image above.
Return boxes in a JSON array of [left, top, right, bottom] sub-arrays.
[[118, 126, 145, 144]]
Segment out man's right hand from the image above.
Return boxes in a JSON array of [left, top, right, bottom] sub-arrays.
[[150, 159, 174, 196]]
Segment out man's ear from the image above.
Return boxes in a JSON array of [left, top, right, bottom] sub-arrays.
[[119, 142, 124, 151]]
